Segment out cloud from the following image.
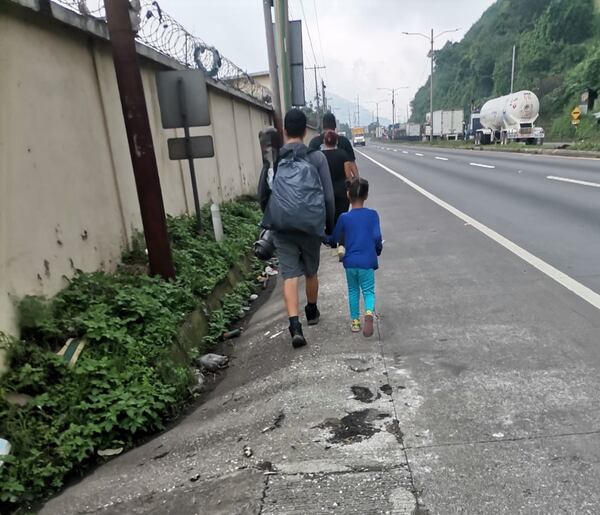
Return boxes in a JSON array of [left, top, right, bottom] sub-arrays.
[[162, 0, 496, 124]]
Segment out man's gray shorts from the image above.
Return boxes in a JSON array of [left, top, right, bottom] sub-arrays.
[[273, 232, 322, 280]]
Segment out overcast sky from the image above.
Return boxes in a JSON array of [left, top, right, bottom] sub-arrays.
[[165, 0, 496, 123]]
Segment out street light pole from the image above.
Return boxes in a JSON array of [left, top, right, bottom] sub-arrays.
[[402, 28, 460, 143], [430, 28, 434, 143], [365, 100, 385, 135], [377, 87, 408, 137]]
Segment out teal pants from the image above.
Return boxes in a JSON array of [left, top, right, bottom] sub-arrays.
[[345, 268, 375, 320]]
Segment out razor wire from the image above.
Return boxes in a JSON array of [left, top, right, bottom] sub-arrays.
[[52, 0, 273, 104]]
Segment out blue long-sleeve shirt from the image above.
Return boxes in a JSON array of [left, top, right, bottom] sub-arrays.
[[329, 207, 383, 270]]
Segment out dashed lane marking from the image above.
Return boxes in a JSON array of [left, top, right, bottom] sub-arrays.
[[469, 162, 495, 169], [435, 156, 449, 161], [356, 149, 600, 312], [547, 176, 600, 188]]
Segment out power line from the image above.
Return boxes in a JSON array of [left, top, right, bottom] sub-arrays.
[[312, 0, 329, 85], [299, 0, 319, 76]]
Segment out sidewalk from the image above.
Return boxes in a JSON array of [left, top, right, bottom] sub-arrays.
[[40, 154, 600, 514], [40, 252, 418, 514]]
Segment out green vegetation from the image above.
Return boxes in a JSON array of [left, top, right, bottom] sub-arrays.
[[0, 200, 262, 512], [410, 0, 600, 142]]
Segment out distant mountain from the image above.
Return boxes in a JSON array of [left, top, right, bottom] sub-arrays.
[[410, 0, 600, 139], [326, 92, 391, 128]]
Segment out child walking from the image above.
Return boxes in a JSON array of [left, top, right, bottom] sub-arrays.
[[328, 177, 383, 337]]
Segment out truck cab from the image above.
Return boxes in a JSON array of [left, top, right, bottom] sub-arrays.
[[351, 127, 366, 146]]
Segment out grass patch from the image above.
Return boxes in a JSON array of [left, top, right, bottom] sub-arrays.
[[0, 200, 262, 512]]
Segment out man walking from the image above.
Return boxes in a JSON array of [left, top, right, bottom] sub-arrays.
[[262, 109, 335, 348], [309, 112, 359, 177]]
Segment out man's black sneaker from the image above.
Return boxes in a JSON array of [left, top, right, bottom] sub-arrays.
[[289, 323, 307, 348], [305, 304, 320, 326]]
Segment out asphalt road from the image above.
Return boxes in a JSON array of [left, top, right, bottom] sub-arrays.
[[359, 143, 600, 294], [356, 146, 600, 513]]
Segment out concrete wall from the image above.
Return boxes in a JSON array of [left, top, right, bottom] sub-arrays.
[[0, 1, 273, 347]]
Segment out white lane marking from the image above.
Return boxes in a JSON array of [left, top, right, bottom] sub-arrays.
[[415, 153, 424, 157], [547, 175, 600, 188], [356, 149, 600, 311], [435, 156, 449, 161], [470, 162, 495, 169], [393, 149, 398, 152], [402, 151, 409, 154]]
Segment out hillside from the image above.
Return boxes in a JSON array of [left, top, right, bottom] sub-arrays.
[[410, 0, 600, 140]]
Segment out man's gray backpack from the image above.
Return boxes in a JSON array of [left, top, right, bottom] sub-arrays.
[[261, 147, 325, 236]]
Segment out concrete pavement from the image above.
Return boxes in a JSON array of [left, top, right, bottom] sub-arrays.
[[41, 151, 600, 514]]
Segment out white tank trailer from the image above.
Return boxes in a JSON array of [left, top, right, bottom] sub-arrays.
[[476, 90, 544, 145]]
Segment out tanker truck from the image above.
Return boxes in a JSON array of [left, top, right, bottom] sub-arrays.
[[476, 90, 544, 145]]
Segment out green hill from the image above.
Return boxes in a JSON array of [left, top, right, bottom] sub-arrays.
[[410, 0, 600, 141]]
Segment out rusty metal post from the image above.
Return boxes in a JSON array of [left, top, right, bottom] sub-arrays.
[[105, 0, 175, 279]]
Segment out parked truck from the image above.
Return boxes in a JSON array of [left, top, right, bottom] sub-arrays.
[[476, 90, 544, 145], [406, 122, 421, 139], [351, 127, 366, 146], [426, 110, 464, 139]]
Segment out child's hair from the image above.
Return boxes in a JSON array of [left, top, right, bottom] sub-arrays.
[[348, 177, 369, 201], [323, 129, 338, 147]]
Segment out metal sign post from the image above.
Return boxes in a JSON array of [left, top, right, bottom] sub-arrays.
[[156, 70, 214, 234], [177, 77, 202, 232]]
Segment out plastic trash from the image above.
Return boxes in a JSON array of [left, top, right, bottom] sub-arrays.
[[198, 353, 229, 371], [249, 294, 259, 302], [265, 266, 278, 276], [223, 329, 241, 340], [5, 392, 33, 407], [0, 439, 11, 468], [97, 447, 123, 457]]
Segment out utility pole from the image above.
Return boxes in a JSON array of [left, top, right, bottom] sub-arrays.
[[510, 44, 516, 94], [262, 0, 283, 143], [274, 0, 291, 112], [365, 100, 384, 129], [305, 64, 326, 130], [321, 79, 327, 111], [356, 94, 360, 126], [105, 0, 175, 280], [377, 87, 408, 134], [403, 27, 460, 143]]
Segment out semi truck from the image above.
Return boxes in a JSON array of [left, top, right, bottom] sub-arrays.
[[351, 127, 366, 146], [426, 110, 464, 139], [476, 90, 544, 145]]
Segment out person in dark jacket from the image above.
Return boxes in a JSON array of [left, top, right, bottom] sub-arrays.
[[264, 109, 335, 348], [309, 112, 359, 177], [321, 129, 356, 223], [321, 129, 356, 260]]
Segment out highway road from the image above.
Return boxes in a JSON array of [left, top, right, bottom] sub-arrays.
[[359, 143, 600, 297], [351, 145, 600, 512]]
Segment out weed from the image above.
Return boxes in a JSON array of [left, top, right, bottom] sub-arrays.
[[0, 200, 262, 512]]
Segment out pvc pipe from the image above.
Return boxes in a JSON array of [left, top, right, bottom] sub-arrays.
[[211, 203, 224, 242]]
